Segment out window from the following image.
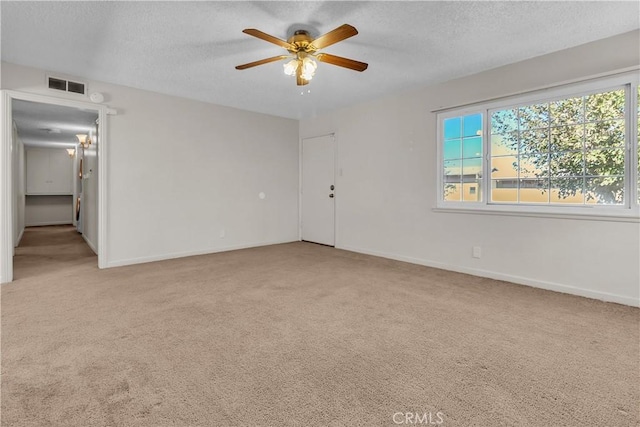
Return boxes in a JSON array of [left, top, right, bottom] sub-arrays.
[[491, 88, 625, 205], [437, 73, 639, 219], [443, 113, 483, 202]]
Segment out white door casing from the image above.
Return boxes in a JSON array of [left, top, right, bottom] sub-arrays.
[[301, 134, 336, 246], [0, 92, 12, 282]]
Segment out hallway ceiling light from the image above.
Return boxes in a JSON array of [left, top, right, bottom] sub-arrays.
[[76, 134, 91, 149]]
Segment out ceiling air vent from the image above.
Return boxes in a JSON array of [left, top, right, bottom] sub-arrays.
[[67, 81, 85, 94], [48, 77, 66, 91], [47, 75, 87, 95]]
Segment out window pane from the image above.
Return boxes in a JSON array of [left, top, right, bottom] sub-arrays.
[[462, 181, 481, 202], [491, 156, 518, 179], [550, 151, 584, 176], [550, 97, 583, 126], [550, 125, 584, 151], [463, 113, 482, 137], [520, 155, 548, 178], [491, 179, 518, 203], [584, 120, 624, 149], [585, 89, 624, 122], [585, 149, 624, 176], [551, 178, 585, 204], [491, 133, 518, 156], [444, 117, 461, 139], [444, 183, 462, 201], [519, 103, 549, 130], [519, 179, 550, 203], [462, 137, 482, 158], [520, 128, 549, 154], [463, 157, 482, 178], [444, 160, 461, 182], [492, 109, 518, 134], [443, 139, 461, 160], [585, 176, 624, 204]]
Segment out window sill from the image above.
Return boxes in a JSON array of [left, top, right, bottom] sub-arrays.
[[432, 205, 640, 223]]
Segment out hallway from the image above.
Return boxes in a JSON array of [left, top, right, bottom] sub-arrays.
[[12, 225, 97, 280]]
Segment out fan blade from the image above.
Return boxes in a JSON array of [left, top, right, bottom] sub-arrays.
[[315, 53, 368, 72], [310, 24, 358, 50], [242, 29, 295, 50], [235, 55, 289, 70]]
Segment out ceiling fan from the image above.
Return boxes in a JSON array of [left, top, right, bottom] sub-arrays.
[[235, 24, 368, 86]]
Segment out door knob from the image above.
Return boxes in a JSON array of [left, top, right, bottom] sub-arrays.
[[330, 185, 335, 190], [329, 194, 334, 198]]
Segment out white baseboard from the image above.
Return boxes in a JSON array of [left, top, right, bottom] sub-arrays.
[[16, 227, 24, 247], [338, 244, 640, 308], [25, 220, 72, 227], [106, 239, 298, 269], [82, 233, 97, 255]]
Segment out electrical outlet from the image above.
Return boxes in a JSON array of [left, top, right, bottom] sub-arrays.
[[472, 246, 481, 259], [219, 229, 225, 239]]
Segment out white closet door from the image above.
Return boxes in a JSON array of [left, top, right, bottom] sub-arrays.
[[47, 149, 72, 194], [26, 149, 72, 195], [26, 149, 50, 194]]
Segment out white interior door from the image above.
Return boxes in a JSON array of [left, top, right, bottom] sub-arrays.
[[302, 134, 335, 246]]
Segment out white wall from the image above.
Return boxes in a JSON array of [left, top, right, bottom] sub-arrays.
[[25, 195, 72, 226], [2, 61, 300, 267], [11, 122, 25, 246], [300, 31, 640, 306]]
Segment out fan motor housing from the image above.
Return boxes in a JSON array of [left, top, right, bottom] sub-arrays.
[[288, 30, 314, 52]]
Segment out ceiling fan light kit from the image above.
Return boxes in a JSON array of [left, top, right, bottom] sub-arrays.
[[235, 24, 368, 86], [283, 53, 317, 81]]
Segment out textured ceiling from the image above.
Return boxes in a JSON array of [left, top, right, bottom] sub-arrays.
[[13, 100, 98, 148], [2, 1, 639, 120]]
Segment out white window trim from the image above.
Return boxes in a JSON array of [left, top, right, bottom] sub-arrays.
[[435, 72, 640, 222]]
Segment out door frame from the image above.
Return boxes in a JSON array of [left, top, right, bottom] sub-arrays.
[[299, 132, 338, 246], [0, 90, 109, 283]]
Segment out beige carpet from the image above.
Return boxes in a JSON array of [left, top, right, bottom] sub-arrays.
[[1, 226, 638, 426]]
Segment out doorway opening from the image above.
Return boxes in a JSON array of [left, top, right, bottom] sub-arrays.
[[1, 91, 108, 283]]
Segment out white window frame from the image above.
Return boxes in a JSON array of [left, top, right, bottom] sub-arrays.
[[436, 72, 640, 222]]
